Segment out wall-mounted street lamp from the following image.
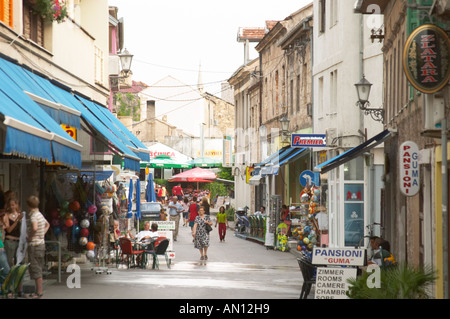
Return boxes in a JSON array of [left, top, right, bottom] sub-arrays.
[[355, 75, 384, 122], [118, 48, 134, 77], [280, 115, 291, 145]]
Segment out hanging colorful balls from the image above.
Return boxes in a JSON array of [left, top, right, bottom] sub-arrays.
[[70, 201, 81, 211], [80, 219, 90, 229], [297, 245, 302, 251], [61, 201, 70, 211], [53, 226, 62, 236], [79, 237, 88, 246], [80, 228, 89, 237], [50, 209, 59, 219], [51, 219, 60, 227], [65, 212, 73, 220], [86, 250, 95, 261], [73, 225, 81, 236], [303, 237, 310, 245], [65, 219, 74, 227], [88, 205, 97, 215], [86, 242, 95, 251], [308, 243, 314, 250]]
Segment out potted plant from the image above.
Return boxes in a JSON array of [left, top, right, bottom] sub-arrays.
[[28, 0, 68, 23], [346, 263, 437, 299]]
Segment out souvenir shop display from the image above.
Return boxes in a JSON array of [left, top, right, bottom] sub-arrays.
[[290, 185, 322, 255], [44, 172, 121, 271]]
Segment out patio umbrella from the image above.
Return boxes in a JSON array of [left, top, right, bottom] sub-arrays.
[[188, 157, 221, 168], [146, 173, 156, 202], [147, 154, 192, 169], [169, 167, 217, 189], [127, 179, 133, 218], [136, 178, 141, 220], [168, 167, 217, 182]]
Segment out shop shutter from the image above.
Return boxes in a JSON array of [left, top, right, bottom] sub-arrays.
[[0, 0, 13, 28]]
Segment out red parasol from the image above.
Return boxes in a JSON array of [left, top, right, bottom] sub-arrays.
[[169, 168, 216, 189], [169, 167, 216, 182]]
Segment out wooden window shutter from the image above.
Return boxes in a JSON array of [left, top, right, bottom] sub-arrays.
[[0, 0, 14, 28]]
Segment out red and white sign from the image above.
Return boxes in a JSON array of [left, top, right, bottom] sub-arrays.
[[399, 141, 420, 196]]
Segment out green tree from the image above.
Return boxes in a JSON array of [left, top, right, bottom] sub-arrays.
[[115, 92, 140, 121]]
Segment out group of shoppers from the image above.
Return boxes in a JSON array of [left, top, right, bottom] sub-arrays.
[[162, 188, 230, 261], [0, 189, 49, 299]]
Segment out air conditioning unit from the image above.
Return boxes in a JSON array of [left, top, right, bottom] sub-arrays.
[[424, 93, 445, 130]]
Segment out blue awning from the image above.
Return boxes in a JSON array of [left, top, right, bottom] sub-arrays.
[[0, 67, 82, 168], [13, 70, 142, 172], [314, 129, 393, 174], [0, 58, 81, 129], [254, 146, 307, 177], [74, 95, 141, 172], [88, 101, 150, 162]]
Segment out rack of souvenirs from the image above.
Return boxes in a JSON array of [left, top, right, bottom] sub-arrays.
[[290, 185, 324, 253]]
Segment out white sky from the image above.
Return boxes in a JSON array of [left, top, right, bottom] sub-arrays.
[[108, 0, 313, 95]]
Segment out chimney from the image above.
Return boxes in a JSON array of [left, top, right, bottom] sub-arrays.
[[147, 100, 156, 120]]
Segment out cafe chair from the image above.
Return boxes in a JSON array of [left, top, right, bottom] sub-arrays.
[[297, 255, 317, 299], [145, 238, 170, 269], [119, 238, 144, 268]]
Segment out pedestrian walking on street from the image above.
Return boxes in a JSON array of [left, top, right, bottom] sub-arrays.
[[188, 196, 199, 229], [182, 197, 189, 226], [215, 206, 229, 242], [192, 206, 212, 260], [168, 196, 182, 241], [201, 197, 210, 215], [172, 183, 184, 201], [25, 195, 50, 299]]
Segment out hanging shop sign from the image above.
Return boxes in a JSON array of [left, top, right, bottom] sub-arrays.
[[291, 134, 327, 148], [403, 24, 450, 94], [399, 141, 420, 197], [61, 124, 77, 141]]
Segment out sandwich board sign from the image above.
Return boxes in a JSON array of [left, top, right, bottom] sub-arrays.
[[311, 247, 363, 299]]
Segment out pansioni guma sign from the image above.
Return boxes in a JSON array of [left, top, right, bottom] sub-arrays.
[[403, 24, 450, 94]]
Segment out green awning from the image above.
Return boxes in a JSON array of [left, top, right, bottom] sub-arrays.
[[188, 157, 221, 168], [142, 155, 193, 169]]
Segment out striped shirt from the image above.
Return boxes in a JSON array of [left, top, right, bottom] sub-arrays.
[[28, 210, 47, 246]]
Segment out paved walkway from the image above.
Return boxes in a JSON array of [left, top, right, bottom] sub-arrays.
[[19, 208, 314, 299]]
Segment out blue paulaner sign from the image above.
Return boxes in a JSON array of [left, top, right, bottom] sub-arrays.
[[312, 247, 366, 266], [291, 134, 327, 148]]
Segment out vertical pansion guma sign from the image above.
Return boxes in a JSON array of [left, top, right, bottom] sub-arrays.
[[399, 141, 420, 197], [403, 24, 450, 94]]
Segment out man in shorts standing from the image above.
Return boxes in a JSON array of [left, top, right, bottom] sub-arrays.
[[26, 196, 49, 299]]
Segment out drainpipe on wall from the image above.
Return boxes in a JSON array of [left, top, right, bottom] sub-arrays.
[[442, 88, 449, 299]]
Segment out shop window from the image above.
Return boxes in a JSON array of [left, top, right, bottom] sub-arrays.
[[0, 0, 13, 28], [344, 157, 364, 181]]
